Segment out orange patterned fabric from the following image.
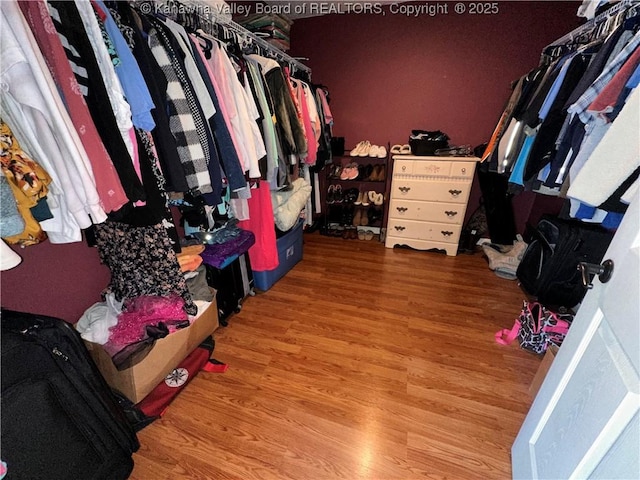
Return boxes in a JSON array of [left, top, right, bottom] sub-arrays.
[[0, 121, 51, 245]]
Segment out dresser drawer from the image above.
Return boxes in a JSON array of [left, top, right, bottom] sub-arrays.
[[387, 218, 462, 243], [393, 159, 452, 177], [450, 161, 476, 179], [388, 199, 465, 224], [390, 178, 471, 204]]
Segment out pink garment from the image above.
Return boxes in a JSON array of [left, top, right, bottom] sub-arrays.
[[303, 82, 322, 144], [18, 0, 128, 213], [293, 80, 317, 165], [237, 181, 279, 271], [283, 67, 305, 128], [588, 47, 640, 121], [192, 35, 252, 181], [145, 130, 163, 174], [105, 294, 188, 356], [129, 128, 146, 206], [317, 88, 334, 126], [196, 37, 246, 171]]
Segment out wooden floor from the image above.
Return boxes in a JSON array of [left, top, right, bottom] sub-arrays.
[[130, 232, 542, 480]]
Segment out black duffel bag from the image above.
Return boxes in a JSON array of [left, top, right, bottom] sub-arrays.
[[516, 216, 614, 309]]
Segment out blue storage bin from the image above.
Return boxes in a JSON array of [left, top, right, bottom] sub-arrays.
[[253, 219, 304, 291]]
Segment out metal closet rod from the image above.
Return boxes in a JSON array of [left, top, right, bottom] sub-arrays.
[[211, 12, 311, 74], [147, 0, 311, 75], [545, 0, 637, 48]]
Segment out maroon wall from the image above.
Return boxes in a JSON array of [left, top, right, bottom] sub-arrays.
[[289, 1, 580, 231], [1, 3, 581, 321], [289, 1, 581, 150], [1, 240, 110, 323]]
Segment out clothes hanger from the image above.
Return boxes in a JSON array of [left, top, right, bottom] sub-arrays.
[[185, 10, 199, 33], [193, 28, 213, 58], [222, 30, 245, 62], [623, 5, 640, 31]]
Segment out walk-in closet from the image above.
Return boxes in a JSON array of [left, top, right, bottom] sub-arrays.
[[1, 1, 638, 478]]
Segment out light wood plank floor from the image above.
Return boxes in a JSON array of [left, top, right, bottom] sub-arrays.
[[131, 232, 541, 479]]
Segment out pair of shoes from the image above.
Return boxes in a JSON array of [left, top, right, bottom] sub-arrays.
[[350, 141, 371, 157], [350, 141, 387, 158], [369, 145, 387, 158], [353, 207, 369, 227], [368, 164, 386, 181], [342, 227, 358, 239], [342, 187, 359, 204], [339, 163, 360, 180], [327, 226, 344, 237], [341, 205, 355, 225], [361, 164, 374, 180], [354, 191, 370, 206], [367, 191, 384, 206], [390, 144, 412, 155], [328, 164, 342, 179], [360, 164, 382, 181], [367, 207, 382, 224], [326, 184, 344, 204], [357, 229, 376, 241], [327, 184, 336, 204]]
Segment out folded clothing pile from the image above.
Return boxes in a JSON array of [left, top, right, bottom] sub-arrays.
[[176, 245, 205, 272], [237, 13, 293, 51]]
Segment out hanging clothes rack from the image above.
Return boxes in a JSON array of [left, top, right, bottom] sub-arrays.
[[545, 0, 638, 49], [138, 0, 311, 76]]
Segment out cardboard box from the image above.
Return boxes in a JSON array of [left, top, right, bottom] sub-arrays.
[[529, 344, 559, 398], [85, 297, 218, 404]]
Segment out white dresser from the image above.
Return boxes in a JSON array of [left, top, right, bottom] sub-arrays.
[[385, 155, 479, 256]]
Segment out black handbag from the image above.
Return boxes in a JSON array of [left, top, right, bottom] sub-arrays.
[[408, 130, 449, 156]]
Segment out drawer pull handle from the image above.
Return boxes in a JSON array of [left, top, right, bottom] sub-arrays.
[[444, 210, 458, 217], [441, 230, 454, 237], [461, 168, 466, 174], [396, 207, 408, 213], [394, 226, 406, 232], [398, 186, 411, 194], [401, 165, 407, 172], [448, 189, 462, 197]]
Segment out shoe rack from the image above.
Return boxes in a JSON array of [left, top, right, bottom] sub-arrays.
[[321, 143, 391, 241]]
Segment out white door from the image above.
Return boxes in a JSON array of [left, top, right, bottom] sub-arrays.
[[512, 190, 640, 479]]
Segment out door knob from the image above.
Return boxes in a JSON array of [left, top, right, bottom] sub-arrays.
[[577, 259, 614, 289]]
